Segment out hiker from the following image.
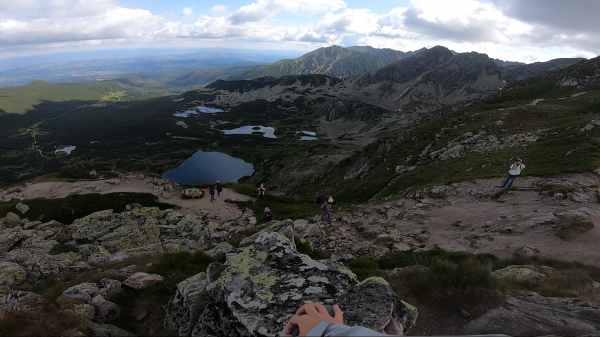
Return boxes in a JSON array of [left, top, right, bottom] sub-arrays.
[[320, 196, 333, 223], [257, 184, 266, 199], [216, 180, 223, 197], [263, 207, 274, 223], [209, 186, 215, 202], [285, 303, 388, 337], [316, 194, 323, 205], [500, 159, 526, 188]]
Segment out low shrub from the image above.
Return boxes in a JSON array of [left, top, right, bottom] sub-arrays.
[[557, 220, 594, 240]]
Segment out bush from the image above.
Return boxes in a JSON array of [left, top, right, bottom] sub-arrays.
[[557, 220, 594, 240]]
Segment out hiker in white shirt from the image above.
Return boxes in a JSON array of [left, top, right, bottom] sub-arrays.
[[500, 159, 525, 188]]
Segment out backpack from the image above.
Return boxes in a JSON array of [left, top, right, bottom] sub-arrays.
[[320, 203, 326, 211]]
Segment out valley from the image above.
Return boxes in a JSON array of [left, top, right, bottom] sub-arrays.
[[1, 44, 600, 336]]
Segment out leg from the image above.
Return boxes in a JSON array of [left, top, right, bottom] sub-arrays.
[[506, 175, 517, 188], [320, 213, 326, 221], [326, 213, 331, 222], [501, 174, 512, 188]]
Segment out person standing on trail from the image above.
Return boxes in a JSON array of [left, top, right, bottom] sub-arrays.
[[501, 159, 525, 188], [209, 186, 215, 202], [257, 184, 266, 199], [263, 207, 274, 223], [216, 180, 223, 197], [320, 196, 333, 223], [316, 194, 323, 205]]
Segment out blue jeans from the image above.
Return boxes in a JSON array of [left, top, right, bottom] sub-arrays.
[[501, 174, 517, 188], [321, 213, 331, 222]]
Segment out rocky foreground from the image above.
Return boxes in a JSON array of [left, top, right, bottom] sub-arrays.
[[1, 172, 600, 335]]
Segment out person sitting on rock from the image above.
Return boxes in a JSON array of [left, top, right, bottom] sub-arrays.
[[500, 158, 525, 188], [285, 303, 388, 336], [257, 184, 266, 199], [263, 207, 274, 223]]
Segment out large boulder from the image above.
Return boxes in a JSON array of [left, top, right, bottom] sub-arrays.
[[69, 209, 160, 252], [123, 272, 165, 290], [464, 291, 600, 335], [164, 221, 417, 337]]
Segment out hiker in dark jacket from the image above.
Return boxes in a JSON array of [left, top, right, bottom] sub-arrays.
[[316, 194, 323, 204], [209, 186, 215, 202], [320, 196, 333, 223], [216, 180, 223, 196], [263, 207, 273, 223]]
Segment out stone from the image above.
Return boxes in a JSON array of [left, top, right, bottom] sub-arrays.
[[0, 230, 23, 253], [205, 243, 236, 262], [164, 220, 417, 336], [514, 246, 535, 257], [61, 279, 122, 303], [123, 272, 165, 290], [464, 291, 600, 336], [0, 262, 27, 287], [493, 265, 555, 280], [0, 291, 46, 318], [182, 188, 203, 199], [67, 303, 96, 320], [90, 295, 121, 323], [15, 202, 30, 215], [393, 242, 411, 252], [375, 233, 393, 243]]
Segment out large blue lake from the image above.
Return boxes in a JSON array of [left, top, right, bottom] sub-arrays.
[[163, 151, 254, 184]]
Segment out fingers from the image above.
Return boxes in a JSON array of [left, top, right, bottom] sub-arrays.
[[284, 315, 300, 335], [333, 305, 344, 323], [296, 302, 320, 316]]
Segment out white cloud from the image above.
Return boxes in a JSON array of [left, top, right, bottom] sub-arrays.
[[228, 0, 346, 24], [209, 5, 229, 17], [0, 7, 159, 46], [0, 0, 598, 63]]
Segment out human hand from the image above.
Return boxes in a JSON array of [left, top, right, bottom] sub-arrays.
[[284, 303, 343, 336]]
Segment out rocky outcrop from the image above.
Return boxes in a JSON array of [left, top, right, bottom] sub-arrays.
[[464, 291, 600, 335], [164, 221, 417, 336], [60, 278, 122, 323], [492, 265, 555, 280], [429, 131, 539, 162]]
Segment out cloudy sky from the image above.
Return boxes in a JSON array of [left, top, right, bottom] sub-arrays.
[[1, 0, 599, 62]]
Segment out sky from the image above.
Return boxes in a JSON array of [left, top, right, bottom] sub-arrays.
[[1, 0, 599, 63]]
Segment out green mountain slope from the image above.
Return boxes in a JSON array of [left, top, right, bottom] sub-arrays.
[[226, 46, 418, 80], [0, 80, 128, 114]]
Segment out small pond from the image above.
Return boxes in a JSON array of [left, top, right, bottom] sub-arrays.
[[174, 106, 224, 117], [55, 145, 76, 154], [300, 131, 318, 141], [222, 126, 276, 139], [163, 150, 254, 185]]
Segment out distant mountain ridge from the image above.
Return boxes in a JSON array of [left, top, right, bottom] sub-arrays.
[[226, 46, 424, 80]]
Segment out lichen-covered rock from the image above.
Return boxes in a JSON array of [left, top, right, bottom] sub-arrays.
[[61, 278, 122, 303], [0, 262, 27, 287], [123, 272, 164, 290], [164, 220, 417, 337], [0, 229, 23, 253], [15, 202, 30, 215], [99, 217, 160, 252], [0, 290, 46, 318], [90, 295, 121, 323], [70, 210, 117, 242], [492, 265, 555, 280], [464, 291, 600, 335], [204, 243, 236, 262], [2, 212, 21, 228], [66, 303, 96, 320], [183, 189, 203, 199]]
